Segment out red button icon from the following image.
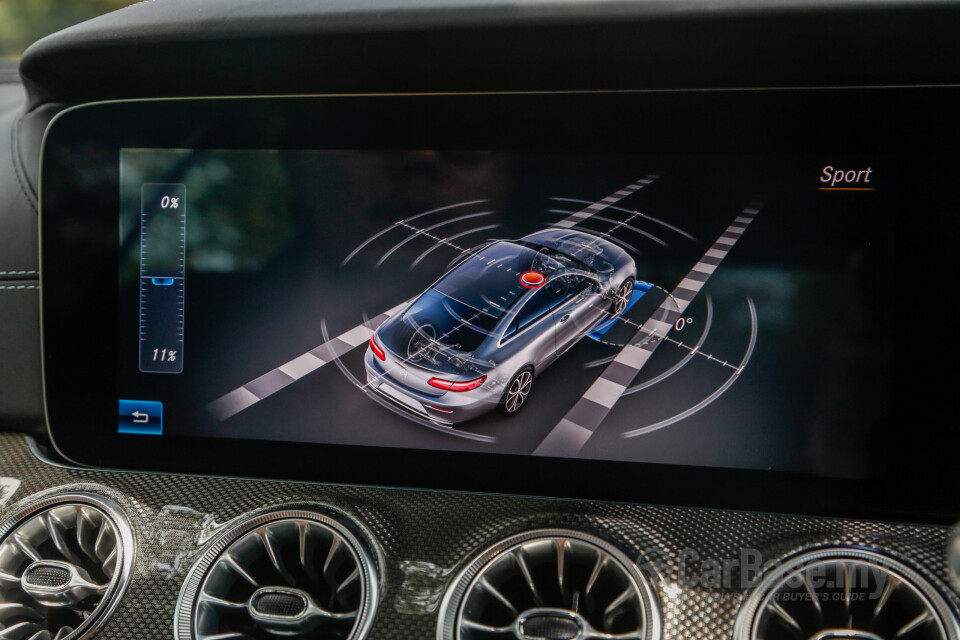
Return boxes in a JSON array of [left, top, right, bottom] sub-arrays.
[[520, 271, 546, 288]]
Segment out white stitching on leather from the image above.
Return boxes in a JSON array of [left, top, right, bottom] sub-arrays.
[[0, 285, 38, 290], [0, 270, 38, 276]]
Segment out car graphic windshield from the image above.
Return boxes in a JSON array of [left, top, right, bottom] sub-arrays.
[[402, 289, 499, 353], [434, 242, 542, 319], [514, 238, 609, 274]]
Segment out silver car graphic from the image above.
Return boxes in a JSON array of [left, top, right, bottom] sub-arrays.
[[364, 228, 637, 425]]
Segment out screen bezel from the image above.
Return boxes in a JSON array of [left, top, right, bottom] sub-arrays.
[[40, 89, 960, 523]]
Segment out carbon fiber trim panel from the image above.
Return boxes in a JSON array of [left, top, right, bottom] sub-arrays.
[[1, 433, 957, 640]]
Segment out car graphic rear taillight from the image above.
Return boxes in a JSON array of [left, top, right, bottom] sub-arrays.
[[369, 335, 386, 360], [428, 375, 487, 392]]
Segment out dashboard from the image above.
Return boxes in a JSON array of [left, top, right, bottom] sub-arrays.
[[3, 2, 960, 640]]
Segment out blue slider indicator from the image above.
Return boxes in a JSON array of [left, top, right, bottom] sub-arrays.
[[118, 399, 163, 435], [151, 278, 175, 286]]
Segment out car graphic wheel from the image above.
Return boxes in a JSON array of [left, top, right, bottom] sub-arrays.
[[500, 368, 534, 416], [612, 278, 635, 317]]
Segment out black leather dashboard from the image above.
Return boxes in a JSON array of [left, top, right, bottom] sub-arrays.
[[0, 62, 43, 432], [17, 0, 960, 108]]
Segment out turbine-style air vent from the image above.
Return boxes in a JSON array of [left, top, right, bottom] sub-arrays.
[[735, 548, 960, 640], [438, 529, 661, 640], [0, 493, 134, 640], [176, 510, 378, 640]]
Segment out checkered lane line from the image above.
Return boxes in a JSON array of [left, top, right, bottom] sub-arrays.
[[207, 301, 408, 421], [551, 174, 660, 228], [532, 204, 761, 457], [206, 178, 660, 423]]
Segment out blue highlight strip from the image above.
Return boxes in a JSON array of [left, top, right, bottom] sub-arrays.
[[588, 282, 652, 339]]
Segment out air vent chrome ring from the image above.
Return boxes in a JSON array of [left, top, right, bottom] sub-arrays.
[[734, 547, 960, 640], [0, 491, 135, 640], [175, 508, 379, 640], [437, 528, 661, 640]]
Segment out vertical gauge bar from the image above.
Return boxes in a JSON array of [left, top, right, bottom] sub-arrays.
[[139, 183, 186, 374]]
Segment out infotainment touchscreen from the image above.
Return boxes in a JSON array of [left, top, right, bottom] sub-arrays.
[[116, 148, 895, 476], [40, 90, 960, 517]]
